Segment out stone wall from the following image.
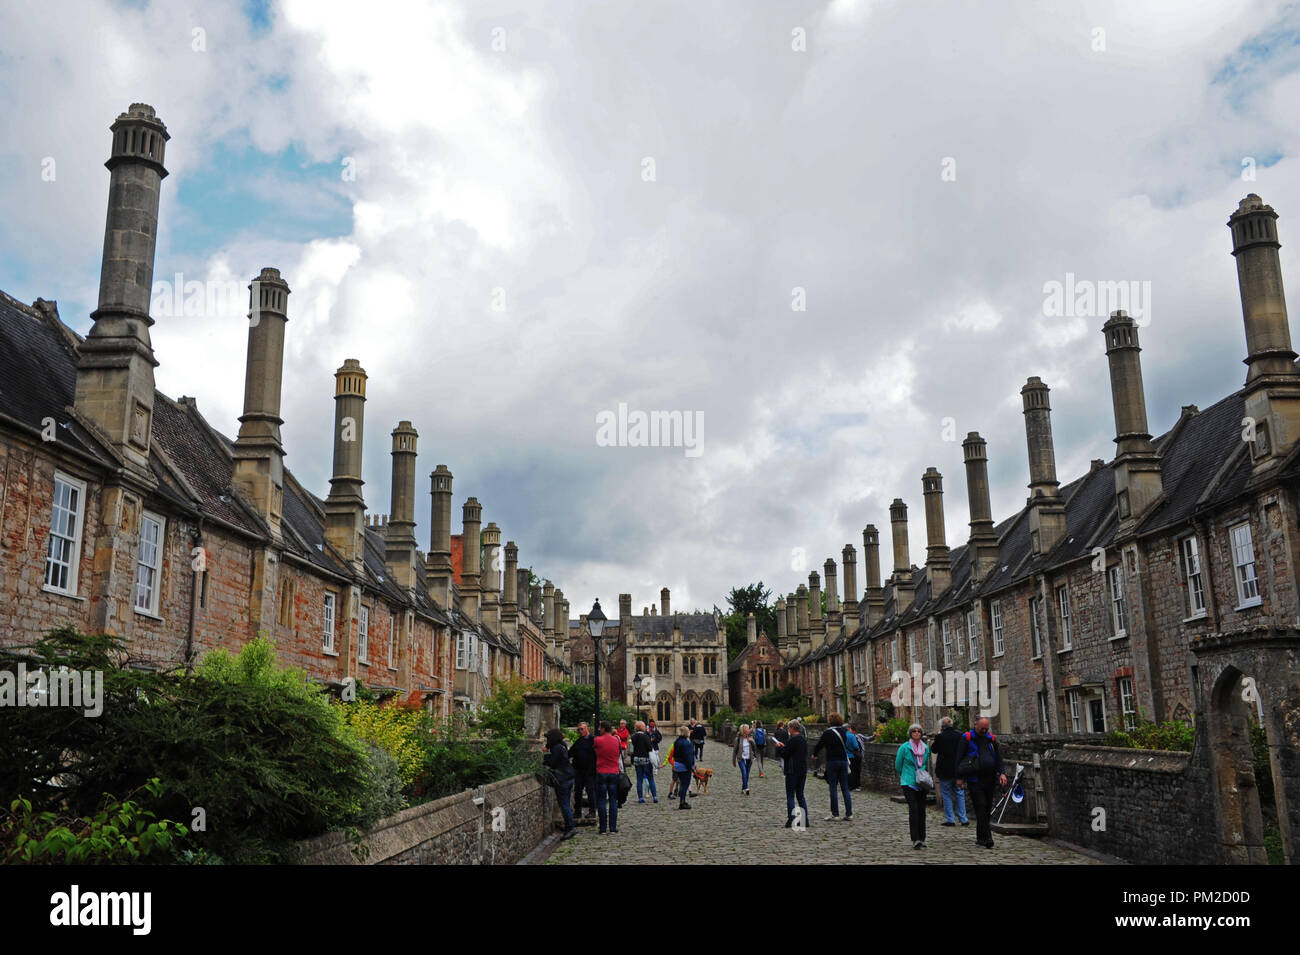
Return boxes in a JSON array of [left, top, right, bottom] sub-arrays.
[[297, 772, 554, 865], [1042, 744, 1218, 865]]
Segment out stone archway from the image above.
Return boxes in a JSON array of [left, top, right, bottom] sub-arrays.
[[1191, 626, 1300, 865]]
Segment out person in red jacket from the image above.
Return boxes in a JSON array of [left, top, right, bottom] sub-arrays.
[[592, 721, 623, 834]]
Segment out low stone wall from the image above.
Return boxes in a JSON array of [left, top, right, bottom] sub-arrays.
[[1042, 744, 1217, 865], [297, 772, 555, 865]]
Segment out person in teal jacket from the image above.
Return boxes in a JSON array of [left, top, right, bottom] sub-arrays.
[[895, 724, 932, 849]]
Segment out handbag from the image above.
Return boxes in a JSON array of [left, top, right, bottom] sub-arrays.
[[912, 748, 934, 792], [616, 770, 632, 806], [955, 734, 982, 778]]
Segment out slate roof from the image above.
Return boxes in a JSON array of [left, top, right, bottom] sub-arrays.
[[623, 613, 722, 642]]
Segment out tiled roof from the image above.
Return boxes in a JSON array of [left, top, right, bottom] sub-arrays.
[[623, 614, 721, 642]]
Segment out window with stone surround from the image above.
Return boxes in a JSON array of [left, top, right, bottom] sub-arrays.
[[656, 655, 671, 676], [323, 593, 337, 652], [1180, 536, 1206, 617], [683, 655, 697, 676], [967, 609, 979, 661], [1118, 676, 1135, 729], [1067, 688, 1082, 733], [991, 600, 1004, 656], [941, 618, 952, 666], [908, 632, 918, 668], [358, 605, 370, 664], [276, 576, 294, 627], [44, 472, 86, 595], [890, 636, 899, 674], [1108, 566, 1128, 637], [1037, 690, 1050, 732], [703, 655, 717, 675], [1057, 585, 1071, 650], [656, 693, 673, 722], [1030, 598, 1043, 658], [1230, 521, 1260, 607], [134, 510, 164, 616]]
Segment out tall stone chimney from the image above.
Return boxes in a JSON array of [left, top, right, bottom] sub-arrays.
[[459, 498, 482, 621], [922, 467, 952, 596], [775, 596, 788, 649], [502, 541, 519, 638], [889, 500, 915, 612], [1102, 312, 1164, 524], [542, 581, 555, 639], [231, 268, 290, 538], [786, 592, 798, 650], [553, 589, 567, 645], [746, 612, 757, 645], [841, 544, 859, 620], [324, 359, 368, 571], [426, 465, 454, 606], [824, 558, 842, 634], [808, 571, 823, 639], [1020, 377, 1068, 555], [863, 525, 886, 625], [619, 594, 632, 619], [963, 432, 1000, 582], [75, 104, 169, 478], [796, 584, 811, 656], [480, 522, 501, 633], [660, 587, 671, 617], [383, 421, 420, 593]]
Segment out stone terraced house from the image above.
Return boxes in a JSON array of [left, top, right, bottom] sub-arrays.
[[0, 104, 571, 713], [781, 193, 1300, 745]]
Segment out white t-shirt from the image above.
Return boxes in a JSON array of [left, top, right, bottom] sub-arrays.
[[741, 738, 751, 760]]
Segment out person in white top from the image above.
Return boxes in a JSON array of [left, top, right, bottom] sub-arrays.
[[732, 723, 757, 795]]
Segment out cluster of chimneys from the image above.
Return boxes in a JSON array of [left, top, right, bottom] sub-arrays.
[[71, 104, 579, 648], [773, 192, 1300, 654], [615, 588, 673, 619]]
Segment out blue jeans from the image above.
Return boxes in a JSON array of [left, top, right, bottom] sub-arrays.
[[826, 760, 852, 817], [596, 773, 620, 832], [675, 770, 692, 806], [738, 758, 752, 790], [940, 778, 967, 823], [555, 780, 575, 831], [635, 761, 657, 800], [785, 768, 808, 825]]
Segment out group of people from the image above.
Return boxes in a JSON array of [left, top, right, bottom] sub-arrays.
[[542, 717, 712, 837], [544, 711, 1009, 852]]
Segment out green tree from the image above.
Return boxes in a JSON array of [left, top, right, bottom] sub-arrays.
[[720, 583, 778, 661]]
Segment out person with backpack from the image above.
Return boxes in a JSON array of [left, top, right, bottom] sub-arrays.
[[752, 720, 768, 777], [812, 712, 854, 821], [846, 723, 862, 790], [956, 716, 1007, 849], [895, 722, 932, 849], [732, 723, 757, 794]]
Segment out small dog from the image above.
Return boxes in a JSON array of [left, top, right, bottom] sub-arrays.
[[692, 768, 714, 794]]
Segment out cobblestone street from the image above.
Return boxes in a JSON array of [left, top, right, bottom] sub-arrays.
[[546, 749, 1104, 865]]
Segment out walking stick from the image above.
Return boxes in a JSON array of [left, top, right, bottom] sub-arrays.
[[994, 764, 1025, 824]]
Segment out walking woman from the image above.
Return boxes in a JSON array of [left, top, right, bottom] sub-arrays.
[[543, 728, 577, 840], [732, 723, 756, 794], [895, 723, 932, 849], [631, 720, 658, 803]]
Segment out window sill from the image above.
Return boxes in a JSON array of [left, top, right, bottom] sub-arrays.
[[323, 648, 339, 657], [134, 608, 164, 622], [359, 660, 370, 667], [1234, 598, 1262, 611], [1109, 631, 1128, 641], [1181, 612, 1208, 624], [41, 585, 85, 601], [1031, 655, 1042, 662], [1058, 646, 1072, 654], [993, 650, 1005, 659], [388, 666, 398, 672]]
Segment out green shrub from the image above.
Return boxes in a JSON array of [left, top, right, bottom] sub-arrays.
[[758, 684, 802, 708], [1250, 720, 1274, 802], [340, 699, 430, 785], [354, 745, 407, 827], [873, 717, 913, 745], [1103, 719, 1193, 752]]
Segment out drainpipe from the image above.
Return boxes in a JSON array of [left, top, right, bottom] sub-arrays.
[[1196, 516, 1222, 633], [186, 516, 205, 669]]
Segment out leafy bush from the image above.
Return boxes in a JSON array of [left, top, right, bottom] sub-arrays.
[[1103, 719, 1194, 752], [873, 717, 913, 745], [354, 745, 408, 827], [758, 683, 803, 708], [340, 699, 430, 785], [1250, 720, 1274, 803]]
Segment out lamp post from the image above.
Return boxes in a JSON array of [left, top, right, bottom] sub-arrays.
[[633, 673, 643, 721], [587, 599, 607, 727]]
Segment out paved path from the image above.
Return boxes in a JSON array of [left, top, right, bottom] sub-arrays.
[[546, 748, 1102, 865]]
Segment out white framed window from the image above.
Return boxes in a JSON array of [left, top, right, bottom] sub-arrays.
[[835, 656, 843, 686], [1108, 566, 1128, 637], [1118, 676, 1135, 729], [389, 612, 398, 669], [1056, 585, 1071, 650], [323, 593, 337, 652], [1037, 690, 1050, 732], [1180, 536, 1206, 618], [954, 617, 965, 658], [941, 618, 952, 666], [1230, 522, 1260, 606], [134, 510, 164, 616], [966, 609, 978, 662], [1067, 688, 1082, 733], [44, 471, 87, 595], [1030, 597, 1043, 659], [358, 605, 370, 664], [991, 599, 1004, 656], [455, 632, 467, 669]]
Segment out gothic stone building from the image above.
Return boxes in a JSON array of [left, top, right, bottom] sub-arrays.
[[0, 104, 571, 712], [782, 194, 1300, 745]]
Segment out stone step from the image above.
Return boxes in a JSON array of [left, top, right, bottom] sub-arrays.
[[992, 821, 1050, 837]]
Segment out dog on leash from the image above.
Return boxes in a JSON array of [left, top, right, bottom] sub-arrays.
[[691, 767, 714, 794]]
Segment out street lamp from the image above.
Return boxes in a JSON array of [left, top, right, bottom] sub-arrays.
[[587, 598, 607, 727]]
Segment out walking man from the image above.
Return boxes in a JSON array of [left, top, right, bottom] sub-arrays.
[[774, 719, 809, 828], [931, 716, 969, 827], [570, 721, 597, 820], [957, 716, 1007, 848], [690, 719, 707, 761]]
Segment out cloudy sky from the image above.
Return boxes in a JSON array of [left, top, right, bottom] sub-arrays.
[[3, 0, 1299, 618]]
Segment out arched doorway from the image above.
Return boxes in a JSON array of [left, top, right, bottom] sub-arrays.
[[1204, 665, 1266, 863]]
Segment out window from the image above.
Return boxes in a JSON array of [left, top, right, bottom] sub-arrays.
[[358, 606, 370, 663], [1037, 690, 1050, 732], [134, 511, 164, 615], [683, 656, 697, 676], [683, 695, 698, 721], [941, 618, 952, 666], [758, 665, 773, 690], [389, 612, 398, 669], [277, 576, 294, 627], [1108, 566, 1128, 637], [835, 657, 843, 686], [702, 694, 718, 719], [1180, 536, 1206, 617], [1057, 586, 1071, 650], [967, 609, 979, 662], [1230, 522, 1260, 606], [890, 637, 899, 674], [323, 593, 337, 652], [1118, 677, 1136, 729], [656, 694, 673, 722], [954, 618, 965, 658], [1029, 597, 1043, 659], [908, 633, 918, 667], [703, 656, 718, 675], [1067, 688, 1082, 733], [44, 472, 86, 594], [991, 600, 1004, 656], [635, 655, 650, 676], [656, 655, 671, 676]]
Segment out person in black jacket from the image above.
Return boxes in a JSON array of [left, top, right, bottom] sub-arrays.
[[773, 721, 790, 775], [569, 721, 598, 819], [813, 713, 854, 821], [646, 719, 664, 779], [931, 717, 969, 827], [543, 728, 577, 839], [956, 717, 1006, 848], [689, 720, 707, 761], [670, 725, 696, 809], [630, 720, 658, 803], [773, 719, 810, 828]]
